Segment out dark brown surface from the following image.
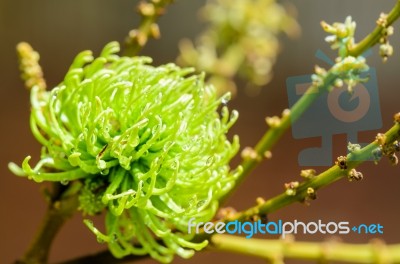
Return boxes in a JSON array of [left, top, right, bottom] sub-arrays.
[[1, 1, 399, 263]]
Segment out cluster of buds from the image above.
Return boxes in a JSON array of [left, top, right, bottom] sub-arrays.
[[300, 169, 317, 180], [16, 42, 47, 90], [265, 109, 291, 128], [321, 16, 356, 58], [241, 146, 261, 161], [284, 181, 299, 196], [372, 120, 399, 166], [125, 0, 171, 51], [177, 0, 300, 95], [376, 112, 400, 165], [311, 56, 369, 94], [347, 142, 362, 153], [347, 169, 363, 182], [306, 187, 317, 201], [378, 140, 399, 166], [331, 56, 369, 93], [320, 17, 372, 93], [372, 114, 400, 165], [377, 13, 395, 62], [335, 156, 348, 170], [215, 206, 237, 220], [394, 112, 400, 124], [311, 65, 328, 87]]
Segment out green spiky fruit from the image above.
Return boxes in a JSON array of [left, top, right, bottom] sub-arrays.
[[10, 42, 240, 263]]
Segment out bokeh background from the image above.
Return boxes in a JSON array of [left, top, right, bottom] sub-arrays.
[[1, 0, 399, 263]]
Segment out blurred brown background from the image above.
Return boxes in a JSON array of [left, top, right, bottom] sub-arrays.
[[1, 0, 399, 263]]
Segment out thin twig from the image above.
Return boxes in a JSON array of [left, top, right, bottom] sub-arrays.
[[124, 0, 173, 56], [210, 234, 400, 263], [15, 183, 80, 264], [217, 122, 399, 224]]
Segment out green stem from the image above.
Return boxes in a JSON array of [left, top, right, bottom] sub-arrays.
[[224, 122, 399, 223], [16, 183, 80, 264], [348, 0, 400, 56], [221, 0, 400, 203], [124, 0, 173, 56], [210, 234, 400, 263], [220, 71, 338, 203]]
